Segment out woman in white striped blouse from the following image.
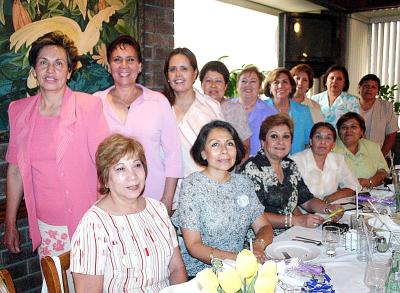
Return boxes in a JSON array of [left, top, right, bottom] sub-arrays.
[[70, 134, 187, 292]]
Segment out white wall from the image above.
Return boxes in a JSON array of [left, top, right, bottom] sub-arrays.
[[174, 0, 278, 86]]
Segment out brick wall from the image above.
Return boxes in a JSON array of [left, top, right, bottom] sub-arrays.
[[142, 0, 174, 91], [0, 1, 175, 291]]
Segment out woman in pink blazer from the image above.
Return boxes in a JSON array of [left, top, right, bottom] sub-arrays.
[[3, 31, 109, 258]]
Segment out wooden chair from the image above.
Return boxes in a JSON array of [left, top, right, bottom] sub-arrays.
[[41, 251, 71, 293], [0, 269, 16, 293]]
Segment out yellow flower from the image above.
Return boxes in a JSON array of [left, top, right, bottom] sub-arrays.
[[258, 260, 277, 278], [254, 275, 279, 293], [196, 268, 219, 291], [200, 288, 218, 293], [236, 249, 258, 279], [218, 268, 242, 293]]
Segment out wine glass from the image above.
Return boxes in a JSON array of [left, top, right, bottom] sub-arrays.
[[322, 226, 340, 257], [364, 259, 389, 292]]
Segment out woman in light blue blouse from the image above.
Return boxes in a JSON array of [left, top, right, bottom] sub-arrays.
[[263, 68, 313, 154], [311, 64, 360, 127]]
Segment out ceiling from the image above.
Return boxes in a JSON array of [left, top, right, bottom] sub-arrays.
[[221, 0, 400, 16]]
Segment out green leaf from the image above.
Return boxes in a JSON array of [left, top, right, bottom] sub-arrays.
[[50, 9, 65, 16], [0, 0, 5, 25], [41, 11, 51, 19], [61, 0, 70, 8], [114, 19, 132, 35], [48, 0, 61, 10]]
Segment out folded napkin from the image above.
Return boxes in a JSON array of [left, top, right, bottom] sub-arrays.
[[368, 215, 400, 232]]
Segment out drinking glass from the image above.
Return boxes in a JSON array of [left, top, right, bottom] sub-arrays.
[[392, 169, 400, 212], [322, 226, 340, 257], [364, 259, 389, 293]]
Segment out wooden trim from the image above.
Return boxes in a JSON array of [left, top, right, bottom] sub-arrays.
[[0, 269, 16, 293], [0, 200, 27, 223], [41, 251, 71, 293]]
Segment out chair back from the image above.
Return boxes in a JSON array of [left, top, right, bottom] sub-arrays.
[[0, 269, 16, 293], [41, 251, 71, 293]]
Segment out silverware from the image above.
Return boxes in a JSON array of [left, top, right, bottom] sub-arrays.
[[292, 238, 322, 246], [282, 251, 291, 259], [295, 236, 321, 242]]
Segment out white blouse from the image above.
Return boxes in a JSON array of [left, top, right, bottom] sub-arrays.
[[291, 149, 361, 199]]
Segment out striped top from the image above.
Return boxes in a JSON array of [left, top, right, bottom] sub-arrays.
[[70, 198, 178, 293]]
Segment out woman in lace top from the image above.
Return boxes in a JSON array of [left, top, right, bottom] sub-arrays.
[[240, 114, 343, 235], [173, 121, 272, 277]]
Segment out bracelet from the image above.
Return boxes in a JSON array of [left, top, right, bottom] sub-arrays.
[[210, 248, 215, 261], [284, 213, 288, 228], [253, 239, 267, 249], [289, 213, 293, 227], [324, 207, 331, 214]]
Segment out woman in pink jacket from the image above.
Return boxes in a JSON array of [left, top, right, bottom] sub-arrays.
[[3, 32, 109, 257]]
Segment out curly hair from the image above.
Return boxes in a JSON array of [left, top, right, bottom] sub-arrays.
[[29, 31, 78, 72]]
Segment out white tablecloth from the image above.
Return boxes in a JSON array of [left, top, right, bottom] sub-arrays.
[[274, 225, 372, 293], [162, 223, 392, 293]]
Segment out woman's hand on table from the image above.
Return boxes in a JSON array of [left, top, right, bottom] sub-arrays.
[[358, 178, 371, 188], [252, 244, 267, 264], [325, 204, 344, 222], [293, 214, 324, 228]]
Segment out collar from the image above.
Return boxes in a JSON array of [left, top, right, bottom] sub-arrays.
[[336, 138, 368, 157]]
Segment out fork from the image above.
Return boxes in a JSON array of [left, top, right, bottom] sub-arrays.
[[293, 236, 322, 246]]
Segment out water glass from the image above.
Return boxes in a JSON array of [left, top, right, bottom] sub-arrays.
[[364, 259, 389, 293], [392, 169, 400, 212], [322, 226, 340, 257]]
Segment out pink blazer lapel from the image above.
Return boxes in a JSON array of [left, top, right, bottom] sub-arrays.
[[55, 88, 77, 164], [15, 95, 40, 174]]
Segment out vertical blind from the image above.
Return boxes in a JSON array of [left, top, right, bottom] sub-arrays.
[[370, 20, 400, 101]]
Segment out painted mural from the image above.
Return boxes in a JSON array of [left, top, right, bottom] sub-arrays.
[[0, 0, 139, 130]]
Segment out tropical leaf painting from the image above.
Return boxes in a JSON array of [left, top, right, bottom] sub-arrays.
[[0, 0, 139, 130]]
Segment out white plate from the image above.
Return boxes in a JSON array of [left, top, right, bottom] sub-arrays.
[[265, 241, 320, 261], [369, 189, 393, 198]]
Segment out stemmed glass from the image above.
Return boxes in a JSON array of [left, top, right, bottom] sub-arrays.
[[364, 258, 389, 293], [322, 226, 340, 257]]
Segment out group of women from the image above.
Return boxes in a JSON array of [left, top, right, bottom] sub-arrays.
[[2, 31, 397, 292]]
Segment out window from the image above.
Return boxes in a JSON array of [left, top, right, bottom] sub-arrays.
[[370, 18, 400, 101]]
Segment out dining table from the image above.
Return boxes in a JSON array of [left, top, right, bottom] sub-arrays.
[[162, 188, 398, 293]]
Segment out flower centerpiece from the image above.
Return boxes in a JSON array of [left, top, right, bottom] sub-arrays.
[[196, 249, 278, 293]]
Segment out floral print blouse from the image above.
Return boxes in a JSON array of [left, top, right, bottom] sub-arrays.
[[240, 149, 314, 218]]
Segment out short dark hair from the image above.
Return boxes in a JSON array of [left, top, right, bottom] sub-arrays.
[[191, 120, 245, 167], [96, 134, 148, 195], [199, 61, 230, 84], [259, 113, 294, 142], [323, 64, 350, 92], [310, 122, 337, 141], [358, 74, 381, 91], [29, 31, 78, 72], [106, 35, 142, 63], [264, 68, 296, 97], [290, 63, 314, 89], [163, 47, 198, 105], [336, 112, 366, 134]]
